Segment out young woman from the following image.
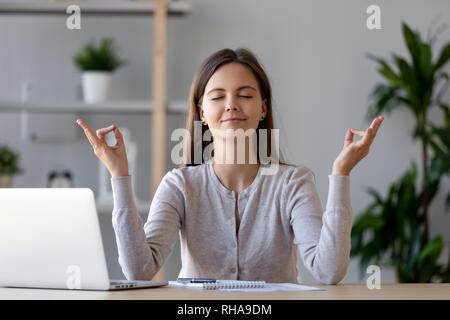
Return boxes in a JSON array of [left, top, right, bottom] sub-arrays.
[[76, 48, 383, 285]]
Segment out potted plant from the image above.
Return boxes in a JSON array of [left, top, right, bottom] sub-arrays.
[[0, 145, 23, 188], [74, 38, 126, 103], [351, 22, 450, 282]]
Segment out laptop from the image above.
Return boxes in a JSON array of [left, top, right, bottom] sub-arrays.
[[0, 188, 168, 291]]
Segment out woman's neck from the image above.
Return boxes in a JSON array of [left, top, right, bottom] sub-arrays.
[[212, 162, 260, 194], [211, 137, 260, 194]]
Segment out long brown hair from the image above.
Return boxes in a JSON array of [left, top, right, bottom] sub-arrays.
[[181, 47, 290, 168]]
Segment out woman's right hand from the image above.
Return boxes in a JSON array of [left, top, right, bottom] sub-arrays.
[[76, 119, 129, 178]]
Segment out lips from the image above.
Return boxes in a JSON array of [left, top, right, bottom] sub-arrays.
[[222, 118, 246, 123]]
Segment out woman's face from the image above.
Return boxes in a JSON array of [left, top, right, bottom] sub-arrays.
[[200, 62, 267, 139]]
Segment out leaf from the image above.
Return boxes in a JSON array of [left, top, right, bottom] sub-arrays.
[[418, 263, 440, 283], [403, 22, 421, 70], [367, 53, 404, 86], [73, 38, 125, 72], [419, 43, 433, 81], [439, 103, 450, 122], [418, 43, 435, 108], [437, 103, 450, 136], [377, 86, 401, 111], [401, 161, 418, 185], [366, 84, 402, 122], [418, 237, 445, 263], [365, 187, 384, 205], [446, 193, 450, 213], [429, 141, 445, 157], [434, 43, 450, 71], [0, 145, 22, 175], [351, 234, 363, 254], [431, 126, 450, 151], [351, 202, 383, 236], [430, 149, 450, 175], [396, 96, 412, 106], [393, 55, 419, 107], [405, 226, 423, 271], [358, 239, 382, 280]]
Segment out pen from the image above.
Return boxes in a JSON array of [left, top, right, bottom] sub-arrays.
[[176, 278, 217, 283]]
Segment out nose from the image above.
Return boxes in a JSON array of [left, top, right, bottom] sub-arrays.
[[226, 105, 239, 112], [225, 95, 240, 112]]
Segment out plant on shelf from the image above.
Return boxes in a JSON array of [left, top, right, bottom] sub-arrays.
[[0, 145, 23, 188], [351, 21, 450, 283], [74, 38, 126, 103]]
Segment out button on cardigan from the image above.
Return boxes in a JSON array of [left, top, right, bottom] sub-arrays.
[[110, 162, 352, 285]]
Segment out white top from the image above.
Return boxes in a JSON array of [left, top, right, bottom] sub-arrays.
[[110, 162, 352, 284]]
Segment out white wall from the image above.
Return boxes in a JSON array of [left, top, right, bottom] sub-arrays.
[[1, 0, 449, 284]]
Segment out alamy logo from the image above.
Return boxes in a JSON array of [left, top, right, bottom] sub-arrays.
[[66, 265, 81, 289], [170, 121, 280, 175], [366, 265, 381, 290], [366, 5, 381, 30], [66, 5, 81, 30]]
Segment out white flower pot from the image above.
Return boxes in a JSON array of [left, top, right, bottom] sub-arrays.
[[82, 71, 112, 103], [0, 174, 13, 188]]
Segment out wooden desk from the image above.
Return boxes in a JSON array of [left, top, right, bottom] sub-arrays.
[[0, 284, 449, 300]]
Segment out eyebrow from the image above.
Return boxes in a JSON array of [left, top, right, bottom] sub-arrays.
[[206, 85, 257, 95]]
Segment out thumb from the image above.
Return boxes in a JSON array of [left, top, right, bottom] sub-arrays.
[[344, 128, 354, 148]]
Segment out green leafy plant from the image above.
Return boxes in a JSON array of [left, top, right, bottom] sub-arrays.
[[74, 38, 126, 72], [351, 21, 450, 282], [0, 145, 23, 175]]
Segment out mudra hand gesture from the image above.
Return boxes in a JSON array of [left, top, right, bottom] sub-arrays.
[[332, 116, 384, 176], [76, 119, 129, 178]]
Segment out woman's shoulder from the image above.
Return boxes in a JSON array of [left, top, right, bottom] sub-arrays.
[[269, 163, 315, 183], [274, 164, 317, 204], [274, 164, 318, 194], [154, 164, 208, 199], [163, 163, 209, 184]]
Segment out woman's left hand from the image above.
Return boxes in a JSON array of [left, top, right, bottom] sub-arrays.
[[332, 116, 384, 176]]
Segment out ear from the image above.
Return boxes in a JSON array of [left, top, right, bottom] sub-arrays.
[[261, 99, 267, 118], [199, 104, 204, 122]]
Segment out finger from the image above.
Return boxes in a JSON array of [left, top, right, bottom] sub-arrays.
[[76, 119, 101, 148], [350, 128, 365, 137], [96, 125, 116, 142], [367, 116, 384, 143], [375, 116, 384, 134], [370, 116, 384, 136], [344, 128, 354, 148], [361, 127, 374, 146], [113, 127, 124, 147], [356, 116, 384, 146]]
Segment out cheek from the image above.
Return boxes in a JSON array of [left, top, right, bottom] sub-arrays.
[[203, 105, 223, 121], [244, 104, 263, 121]]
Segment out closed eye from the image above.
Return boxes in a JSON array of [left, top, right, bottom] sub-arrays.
[[211, 96, 253, 101]]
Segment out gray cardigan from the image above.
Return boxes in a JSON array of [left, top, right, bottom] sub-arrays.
[[110, 162, 352, 285]]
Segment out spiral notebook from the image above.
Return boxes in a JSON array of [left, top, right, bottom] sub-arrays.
[[169, 280, 266, 290]]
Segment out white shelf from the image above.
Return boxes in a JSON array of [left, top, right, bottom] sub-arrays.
[[0, 100, 188, 114], [0, 0, 191, 16]]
